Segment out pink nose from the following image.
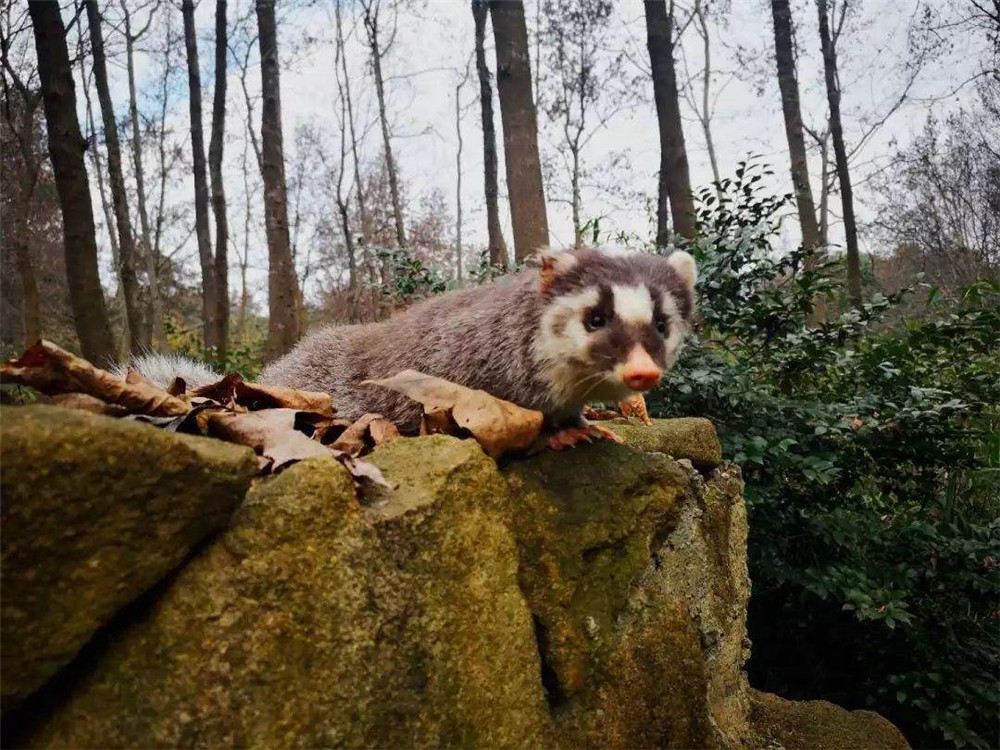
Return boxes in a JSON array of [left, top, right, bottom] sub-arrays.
[[623, 369, 662, 391], [621, 345, 663, 391]]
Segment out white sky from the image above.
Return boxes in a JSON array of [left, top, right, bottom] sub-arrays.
[[85, 0, 985, 305]]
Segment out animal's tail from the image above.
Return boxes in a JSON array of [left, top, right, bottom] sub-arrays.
[[110, 353, 222, 390]]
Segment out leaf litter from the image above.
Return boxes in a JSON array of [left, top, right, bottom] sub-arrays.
[[0, 341, 387, 490]]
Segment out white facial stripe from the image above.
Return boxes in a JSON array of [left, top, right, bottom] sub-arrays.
[[612, 285, 654, 326], [532, 287, 604, 410], [660, 291, 687, 362]]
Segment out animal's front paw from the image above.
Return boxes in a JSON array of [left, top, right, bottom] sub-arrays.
[[547, 423, 623, 451]]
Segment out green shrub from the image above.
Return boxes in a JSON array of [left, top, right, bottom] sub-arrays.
[[645, 161, 1000, 749]]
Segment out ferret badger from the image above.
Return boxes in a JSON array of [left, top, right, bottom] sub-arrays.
[[137, 247, 696, 442]]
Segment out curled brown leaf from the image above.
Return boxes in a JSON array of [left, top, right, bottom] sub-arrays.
[[192, 373, 334, 416], [0, 341, 189, 417], [364, 370, 543, 459]]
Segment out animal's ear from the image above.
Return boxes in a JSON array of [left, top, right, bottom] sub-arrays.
[[667, 251, 697, 292], [536, 247, 578, 295]]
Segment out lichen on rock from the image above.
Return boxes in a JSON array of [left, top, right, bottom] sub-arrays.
[[0, 408, 909, 750], [0, 406, 256, 712]]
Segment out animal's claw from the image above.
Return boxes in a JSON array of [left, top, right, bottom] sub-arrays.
[[547, 424, 623, 451]]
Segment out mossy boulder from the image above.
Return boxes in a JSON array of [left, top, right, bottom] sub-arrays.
[[1, 411, 907, 749], [599, 416, 723, 469], [14, 439, 550, 749], [749, 689, 910, 749], [0, 406, 256, 711]]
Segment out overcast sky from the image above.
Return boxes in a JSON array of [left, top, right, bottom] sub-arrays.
[[104, 0, 985, 302]]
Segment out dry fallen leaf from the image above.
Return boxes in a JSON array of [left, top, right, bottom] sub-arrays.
[[205, 408, 388, 486], [0, 341, 189, 417], [364, 370, 543, 459], [619, 394, 652, 425], [331, 413, 400, 456], [192, 373, 334, 417], [49, 393, 129, 417]]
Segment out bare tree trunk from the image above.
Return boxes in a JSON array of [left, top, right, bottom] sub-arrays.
[[256, 0, 302, 358], [29, 1, 115, 363], [182, 0, 220, 352], [0, 35, 44, 347], [121, 1, 164, 349], [86, 0, 146, 353], [362, 0, 406, 249], [336, 5, 368, 246], [237, 136, 253, 343], [693, 0, 720, 187], [209, 0, 230, 357], [472, 0, 508, 270], [817, 0, 862, 307], [489, 0, 549, 262], [82, 67, 127, 351], [644, 0, 695, 243], [771, 0, 822, 253], [333, 0, 359, 320], [455, 74, 465, 285], [571, 141, 583, 247]]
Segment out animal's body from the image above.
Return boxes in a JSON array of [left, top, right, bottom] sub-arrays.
[[133, 247, 697, 437], [261, 247, 696, 433]]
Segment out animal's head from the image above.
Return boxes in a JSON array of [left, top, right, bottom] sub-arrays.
[[532, 246, 697, 408]]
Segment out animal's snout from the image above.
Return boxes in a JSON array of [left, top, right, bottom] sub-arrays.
[[621, 346, 662, 392]]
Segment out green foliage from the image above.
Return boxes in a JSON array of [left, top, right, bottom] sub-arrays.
[[376, 247, 448, 304], [646, 161, 1000, 749], [164, 316, 267, 381]]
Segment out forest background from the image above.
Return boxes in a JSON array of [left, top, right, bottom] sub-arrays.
[[1, 1, 997, 747]]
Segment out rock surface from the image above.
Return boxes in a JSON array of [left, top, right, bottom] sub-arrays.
[[0, 406, 256, 711], [0, 408, 907, 749], [748, 689, 910, 749]]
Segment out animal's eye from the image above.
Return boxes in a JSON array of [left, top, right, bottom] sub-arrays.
[[585, 310, 607, 331], [655, 317, 668, 335]]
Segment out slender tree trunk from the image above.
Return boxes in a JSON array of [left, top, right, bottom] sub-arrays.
[[644, 0, 695, 243], [817, 0, 862, 307], [571, 142, 583, 248], [455, 76, 464, 285], [771, 0, 822, 253], [2, 85, 44, 346], [86, 0, 146, 353], [256, 0, 302, 358], [182, 0, 220, 351], [121, 1, 164, 349], [209, 0, 230, 357], [29, 1, 115, 363], [82, 69, 127, 351], [693, 1, 720, 187], [472, 0, 508, 269], [336, 4, 368, 246], [818, 137, 830, 247], [362, 1, 406, 249], [332, 0, 359, 319], [489, 0, 549, 262]]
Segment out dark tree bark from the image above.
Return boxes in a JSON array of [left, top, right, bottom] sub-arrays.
[[644, 0, 695, 243], [182, 0, 220, 352], [86, 0, 146, 353], [28, 1, 115, 364], [473, 0, 508, 270], [121, 1, 165, 349], [209, 0, 229, 356], [489, 0, 549, 262], [771, 0, 821, 252], [817, 0, 862, 308], [256, 0, 302, 358], [361, 0, 406, 250], [0, 33, 43, 347]]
